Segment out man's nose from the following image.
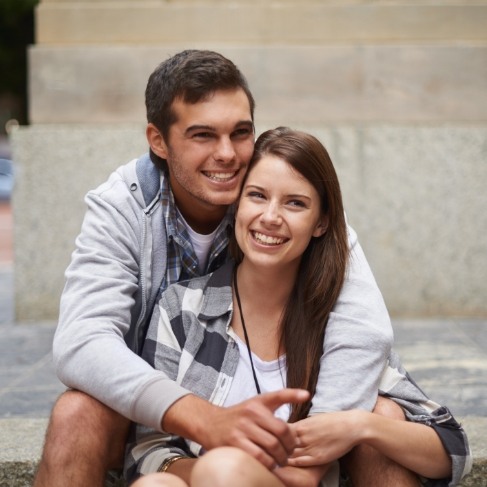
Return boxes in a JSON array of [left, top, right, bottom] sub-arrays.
[[214, 137, 236, 163]]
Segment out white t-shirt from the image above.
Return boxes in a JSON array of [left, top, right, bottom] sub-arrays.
[[224, 334, 290, 422], [177, 209, 218, 274]]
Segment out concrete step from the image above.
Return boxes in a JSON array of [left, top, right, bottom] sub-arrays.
[[36, 2, 487, 45], [0, 416, 485, 486]]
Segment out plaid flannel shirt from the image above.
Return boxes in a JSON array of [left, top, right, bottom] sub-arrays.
[[160, 172, 232, 291], [124, 262, 471, 486]]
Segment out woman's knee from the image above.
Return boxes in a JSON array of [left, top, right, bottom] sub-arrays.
[[373, 396, 406, 421], [191, 447, 256, 486], [132, 472, 188, 487]]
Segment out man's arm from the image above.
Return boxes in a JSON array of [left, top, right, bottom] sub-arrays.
[[310, 225, 393, 414], [53, 176, 190, 432]]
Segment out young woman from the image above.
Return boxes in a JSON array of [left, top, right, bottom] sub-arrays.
[[124, 128, 470, 487]]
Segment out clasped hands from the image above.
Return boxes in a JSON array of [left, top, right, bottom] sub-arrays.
[[168, 389, 361, 487]]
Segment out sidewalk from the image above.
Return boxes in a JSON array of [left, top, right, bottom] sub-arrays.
[[0, 262, 486, 485]]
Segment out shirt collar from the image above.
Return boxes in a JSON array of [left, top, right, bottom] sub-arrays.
[[161, 173, 235, 241], [198, 261, 235, 320]]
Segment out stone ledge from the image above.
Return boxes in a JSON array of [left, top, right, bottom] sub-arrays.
[[0, 417, 485, 486], [35, 3, 487, 44], [28, 45, 487, 124]]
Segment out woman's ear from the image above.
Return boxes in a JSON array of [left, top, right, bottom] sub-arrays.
[[146, 123, 169, 160], [313, 214, 329, 238]]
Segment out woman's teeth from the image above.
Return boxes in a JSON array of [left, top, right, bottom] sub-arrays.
[[253, 232, 286, 245]]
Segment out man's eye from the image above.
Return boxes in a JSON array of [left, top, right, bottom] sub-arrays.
[[232, 128, 252, 138], [193, 132, 212, 139]]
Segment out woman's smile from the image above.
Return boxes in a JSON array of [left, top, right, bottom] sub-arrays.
[[250, 231, 288, 246]]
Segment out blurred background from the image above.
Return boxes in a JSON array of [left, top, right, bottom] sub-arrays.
[[1, 7, 486, 482], [1, 0, 487, 322], [0, 0, 36, 325]]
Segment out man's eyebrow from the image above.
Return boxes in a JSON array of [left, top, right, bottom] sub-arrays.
[[235, 120, 254, 128], [184, 124, 216, 135]]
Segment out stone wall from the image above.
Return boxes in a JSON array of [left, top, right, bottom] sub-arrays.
[[11, 0, 487, 319]]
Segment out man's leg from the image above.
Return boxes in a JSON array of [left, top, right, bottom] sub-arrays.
[[341, 397, 419, 487], [34, 390, 130, 487]]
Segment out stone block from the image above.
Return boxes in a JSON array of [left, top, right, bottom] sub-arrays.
[[344, 125, 487, 316], [10, 125, 147, 321], [9, 124, 487, 319], [35, 2, 487, 44], [0, 416, 485, 486], [29, 45, 487, 124]]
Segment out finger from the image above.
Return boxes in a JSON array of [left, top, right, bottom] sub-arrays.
[[287, 455, 316, 467], [259, 388, 310, 412], [240, 418, 291, 467], [235, 437, 277, 470], [290, 446, 309, 458], [251, 411, 298, 457]]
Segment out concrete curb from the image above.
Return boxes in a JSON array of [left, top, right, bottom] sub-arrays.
[[0, 417, 485, 486]]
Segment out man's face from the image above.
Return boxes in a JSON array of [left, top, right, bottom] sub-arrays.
[[150, 88, 254, 230]]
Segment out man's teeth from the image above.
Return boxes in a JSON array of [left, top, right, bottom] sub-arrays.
[[253, 232, 286, 245], [204, 171, 235, 182]]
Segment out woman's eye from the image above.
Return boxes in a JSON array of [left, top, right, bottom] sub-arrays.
[[248, 191, 265, 199], [288, 200, 306, 207]]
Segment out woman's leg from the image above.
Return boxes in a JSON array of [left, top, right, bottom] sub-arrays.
[[341, 397, 420, 487], [191, 447, 285, 487]]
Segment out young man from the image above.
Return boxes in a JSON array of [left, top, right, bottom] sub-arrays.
[[34, 50, 394, 487]]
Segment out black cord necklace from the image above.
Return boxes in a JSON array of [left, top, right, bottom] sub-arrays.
[[233, 266, 261, 394]]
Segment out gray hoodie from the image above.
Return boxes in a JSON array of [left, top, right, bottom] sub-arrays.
[[53, 153, 393, 432]]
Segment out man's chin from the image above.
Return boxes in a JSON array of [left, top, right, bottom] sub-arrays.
[[206, 191, 240, 208]]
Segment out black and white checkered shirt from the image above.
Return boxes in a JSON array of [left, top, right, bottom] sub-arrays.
[[124, 262, 471, 486]]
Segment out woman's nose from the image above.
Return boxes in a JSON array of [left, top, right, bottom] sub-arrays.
[[261, 202, 282, 225]]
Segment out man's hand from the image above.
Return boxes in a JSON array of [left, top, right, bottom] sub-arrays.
[[163, 389, 310, 470]]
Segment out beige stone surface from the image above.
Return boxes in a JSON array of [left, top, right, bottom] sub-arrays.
[[13, 0, 487, 319], [349, 125, 487, 316], [10, 125, 147, 320], [28, 45, 487, 124], [10, 124, 487, 319], [36, 3, 487, 44], [1, 417, 486, 485]]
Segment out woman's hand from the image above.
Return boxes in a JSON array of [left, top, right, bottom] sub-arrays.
[[288, 411, 364, 467], [289, 407, 451, 480]]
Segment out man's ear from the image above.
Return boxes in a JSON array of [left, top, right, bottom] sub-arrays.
[[146, 123, 169, 159], [313, 214, 329, 238]]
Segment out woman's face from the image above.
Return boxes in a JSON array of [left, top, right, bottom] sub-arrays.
[[235, 154, 327, 272]]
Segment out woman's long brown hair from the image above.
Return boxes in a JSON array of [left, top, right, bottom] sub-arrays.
[[232, 127, 349, 422]]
